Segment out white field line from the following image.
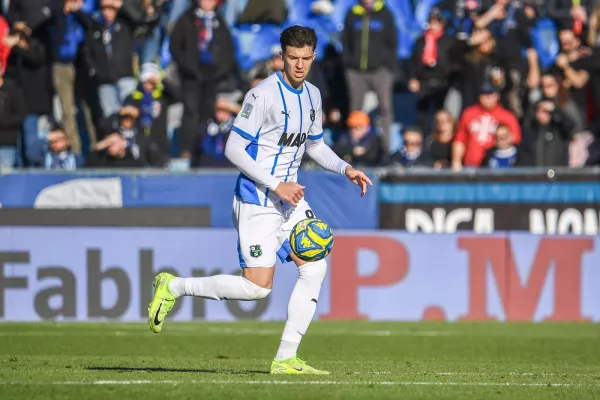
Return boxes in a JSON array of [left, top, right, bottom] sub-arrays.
[[0, 379, 597, 388], [0, 329, 450, 337], [352, 372, 596, 377]]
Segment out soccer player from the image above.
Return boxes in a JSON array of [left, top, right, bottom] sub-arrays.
[[148, 25, 372, 374]]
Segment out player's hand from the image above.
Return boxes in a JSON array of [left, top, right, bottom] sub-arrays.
[[345, 166, 372, 197], [274, 182, 305, 207]]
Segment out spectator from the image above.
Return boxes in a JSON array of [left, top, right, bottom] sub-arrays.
[[29, 123, 81, 170], [452, 82, 521, 169], [457, 28, 512, 111], [392, 127, 429, 167], [569, 130, 595, 167], [51, 0, 88, 155], [481, 123, 520, 168], [333, 110, 384, 166], [0, 60, 26, 168], [4, 21, 53, 167], [75, 0, 141, 117], [87, 104, 167, 168], [0, 0, 49, 28], [585, 134, 600, 165], [534, 71, 585, 134], [86, 131, 146, 168], [587, 4, 600, 48], [408, 7, 458, 135], [342, 0, 397, 158], [437, 0, 481, 39], [237, 0, 287, 25], [586, 4, 600, 127], [138, 0, 165, 64], [250, 72, 268, 89], [551, 27, 591, 120], [428, 109, 455, 169], [0, 16, 9, 68], [547, 0, 594, 36], [311, 0, 334, 16], [321, 44, 348, 135], [170, 0, 236, 159], [191, 97, 236, 168], [475, 0, 541, 117], [521, 99, 575, 166], [124, 62, 171, 157], [249, 44, 284, 83]]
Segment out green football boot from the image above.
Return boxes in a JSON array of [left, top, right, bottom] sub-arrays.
[[148, 273, 176, 333], [270, 357, 330, 375]]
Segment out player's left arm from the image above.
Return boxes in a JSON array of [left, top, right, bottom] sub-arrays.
[[305, 99, 373, 196]]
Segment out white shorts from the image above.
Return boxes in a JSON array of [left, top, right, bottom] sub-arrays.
[[233, 196, 316, 268]]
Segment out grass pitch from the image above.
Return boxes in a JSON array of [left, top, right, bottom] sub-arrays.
[[1, 321, 599, 399]]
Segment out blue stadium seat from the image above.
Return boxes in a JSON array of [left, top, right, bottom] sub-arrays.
[[159, 36, 172, 69], [82, 0, 98, 13], [386, 0, 414, 28], [386, 0, 421, 59], [287, 0, 314, 25], [330, 0, 357, 32], [531, 18, 560, 70], [233, 24, 282, 70]]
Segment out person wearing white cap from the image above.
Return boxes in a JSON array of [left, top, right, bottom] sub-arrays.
[[121, 62, 170, 158], [139, 62, 161, 84]]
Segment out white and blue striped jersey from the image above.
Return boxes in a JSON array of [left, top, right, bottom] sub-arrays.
[[230, 71, 324, 208]]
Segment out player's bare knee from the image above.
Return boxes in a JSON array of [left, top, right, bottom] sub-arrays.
[[242, 267, 275, 290]]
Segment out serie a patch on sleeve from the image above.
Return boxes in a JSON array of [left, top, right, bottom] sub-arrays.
[[241, 103, 253, 118]]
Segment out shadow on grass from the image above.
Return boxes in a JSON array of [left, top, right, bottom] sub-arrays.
[[86, 366, 268, 375]]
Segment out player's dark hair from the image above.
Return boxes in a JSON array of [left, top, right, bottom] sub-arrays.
[[280, 25, 318, 52]]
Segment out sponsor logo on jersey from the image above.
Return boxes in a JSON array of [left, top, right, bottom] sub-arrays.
[[278, 132, 307, 147], [241, 103, 253, 119]]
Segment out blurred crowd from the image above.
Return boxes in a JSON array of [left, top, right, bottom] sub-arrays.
[[1, 0, 600, 171]]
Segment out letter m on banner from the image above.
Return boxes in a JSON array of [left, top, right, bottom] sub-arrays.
[[458, 236, 594, 322]]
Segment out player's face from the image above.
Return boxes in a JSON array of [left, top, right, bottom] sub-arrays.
[[282, 46, 316, 86]]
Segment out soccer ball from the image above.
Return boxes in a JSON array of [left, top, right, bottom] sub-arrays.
[[289, 218, 334, 262]]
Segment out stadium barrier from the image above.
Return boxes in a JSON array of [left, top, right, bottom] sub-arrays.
[[0, 228, 598, 322], [0, 168, 598, 322], [0, 168, 599, 233], [379, 167, 600, 234]]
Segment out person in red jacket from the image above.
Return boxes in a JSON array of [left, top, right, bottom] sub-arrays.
[[0, 16, 11, 72], [452, 82, 521, 169]]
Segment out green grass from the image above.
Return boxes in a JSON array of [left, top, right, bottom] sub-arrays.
[[1, 322, 600, 399]]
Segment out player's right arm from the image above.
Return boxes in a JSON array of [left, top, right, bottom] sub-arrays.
[[225, 89, 305, 206]]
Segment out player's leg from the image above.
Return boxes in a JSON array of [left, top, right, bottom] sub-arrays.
[[270, 200, 329, 375], [148, 198, 280, 333], [148, 270, 274, 333]]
